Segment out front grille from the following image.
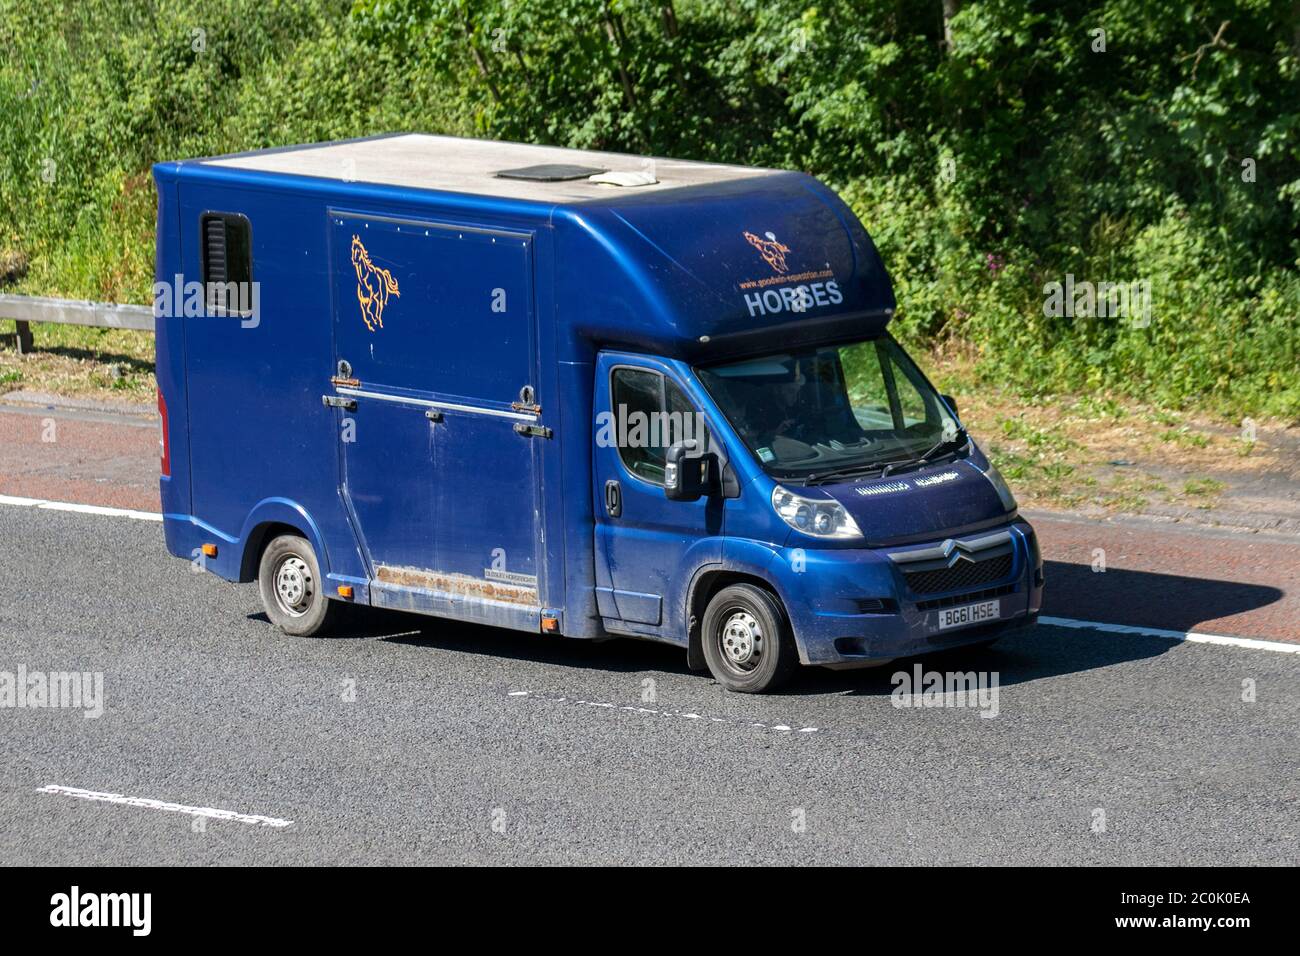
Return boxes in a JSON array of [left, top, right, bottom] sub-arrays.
[[916, 582, 1016, 612], [904, 553, 1013, 596]]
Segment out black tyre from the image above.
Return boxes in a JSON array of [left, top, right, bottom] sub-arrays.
[[701, 583, 798, 693], [257, 533, 341, 636]]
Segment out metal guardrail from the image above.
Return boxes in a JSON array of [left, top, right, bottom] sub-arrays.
[[0, 294, 154, 355]]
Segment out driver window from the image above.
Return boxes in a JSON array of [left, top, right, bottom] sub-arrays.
[[611, 368, 709, 486], [666, 378, 709, 453]]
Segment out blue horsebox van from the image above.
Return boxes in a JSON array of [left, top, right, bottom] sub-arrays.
[[152, 133, 1042, 693]]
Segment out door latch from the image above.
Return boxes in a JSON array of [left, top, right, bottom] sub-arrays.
[[322, 395, 357, 410], [513, 423, 553, 439], [511, 384, 541, 415], [330, 358, 359, 388]]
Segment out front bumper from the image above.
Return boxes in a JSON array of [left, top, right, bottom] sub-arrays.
[[771, 519, 1044, 666]]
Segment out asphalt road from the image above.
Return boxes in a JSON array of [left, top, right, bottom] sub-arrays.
[[1, 504, 1296, 865]]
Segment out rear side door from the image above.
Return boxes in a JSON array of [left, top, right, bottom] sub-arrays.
[[326, 211, 546, 630]]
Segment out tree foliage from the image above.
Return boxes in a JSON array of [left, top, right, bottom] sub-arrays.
[[2, 0, 1296, 416]]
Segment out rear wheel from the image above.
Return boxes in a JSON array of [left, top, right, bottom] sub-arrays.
[[258, 533, 341, 636], [701, 584, 798, 693]]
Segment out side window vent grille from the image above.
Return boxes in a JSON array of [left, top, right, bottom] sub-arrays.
[[203, 217, 228, 283], [200, 213, 252, 316]]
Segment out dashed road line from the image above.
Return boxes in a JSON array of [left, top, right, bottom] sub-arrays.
[[0, 494, 160, 522], [36, 784, 293, 828], [507, 689, 820, 733], [1040, 616, 1300, 655]]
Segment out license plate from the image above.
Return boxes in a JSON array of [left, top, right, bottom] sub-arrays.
[[936, 599, 1001, 631]]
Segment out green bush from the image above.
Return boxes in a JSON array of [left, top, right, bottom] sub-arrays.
[[2, 0, 1296, 419]]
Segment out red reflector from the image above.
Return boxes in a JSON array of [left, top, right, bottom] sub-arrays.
[[158, 389, 170, 477]]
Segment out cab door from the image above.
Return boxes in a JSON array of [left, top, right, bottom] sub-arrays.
[[326, 211, 545, 631], [592, 353, 723, 639]]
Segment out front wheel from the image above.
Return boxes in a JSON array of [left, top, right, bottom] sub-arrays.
[[701, 584, 798, 693], [258, 533, 342, 636]]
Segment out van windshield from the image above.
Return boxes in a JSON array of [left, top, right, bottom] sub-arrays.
[[696, 336, 963, 482]]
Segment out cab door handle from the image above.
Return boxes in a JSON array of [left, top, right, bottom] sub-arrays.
[[322, 395, 357, 411], [604, 479, 622, 517]]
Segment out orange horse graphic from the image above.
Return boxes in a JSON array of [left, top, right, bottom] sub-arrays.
[[743, 230, 792, 275], [350, 235, 399, 332]]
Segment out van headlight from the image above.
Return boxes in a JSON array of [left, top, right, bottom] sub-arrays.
[[983, 463, 1019, 512], [771, 485, 862, 539]]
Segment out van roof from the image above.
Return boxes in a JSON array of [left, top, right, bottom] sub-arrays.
[[196, 133, 776, 205]]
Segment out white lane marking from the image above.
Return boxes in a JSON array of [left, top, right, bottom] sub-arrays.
[[508, 690, 820, 733], [0, 494, 161, 522], [37, 784, 293, 828], [1040, 616, 1300, 655]]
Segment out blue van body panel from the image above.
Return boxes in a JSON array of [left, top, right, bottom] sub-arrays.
[[814, 458, 1010, 547], [153, 174, 191, 524], [557, 358, 601, 638], [549, 173, 894, 366], [154, 160, 564, 631], [153, 136, 1041, 665]]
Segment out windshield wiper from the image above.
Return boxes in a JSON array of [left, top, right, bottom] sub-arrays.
[[800, 457, 904, 481], [802, 462, 889, 486], [797, 428, 970, 485], [880, 429, 970, 478]]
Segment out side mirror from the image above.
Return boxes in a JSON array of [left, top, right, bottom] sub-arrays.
[[664, 441, 716, 501], [941, 394, 960, 421]]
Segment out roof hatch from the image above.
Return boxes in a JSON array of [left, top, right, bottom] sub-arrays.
[[494, 163, 606, 182]]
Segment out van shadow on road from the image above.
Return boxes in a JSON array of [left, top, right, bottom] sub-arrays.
[[1040, 558, 1285, 635], [246, 560, 1283, 699]]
